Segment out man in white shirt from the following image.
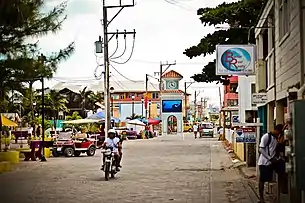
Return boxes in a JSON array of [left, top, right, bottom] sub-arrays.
[[101, 129, 121, 171], [257, 124, 283, 203], [193, 124, 198, 139]]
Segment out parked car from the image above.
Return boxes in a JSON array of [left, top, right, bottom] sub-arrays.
[[183, 123, 193, 132]]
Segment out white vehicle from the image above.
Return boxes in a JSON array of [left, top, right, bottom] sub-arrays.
[[199, 122, 214, 138]]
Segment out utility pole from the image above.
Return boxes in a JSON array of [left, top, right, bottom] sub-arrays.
[[218, 86, 222, 127], [145, 74, 148, 119], [200, 97, 203, 120], [159, 61, 176, 93], [101, 0, 136, 136], [184, 81, 195, 121], [194, 91, 197, 120], [145, 73, 159, 119]]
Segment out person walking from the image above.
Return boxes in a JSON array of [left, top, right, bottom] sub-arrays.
[[193, 123, 198, 139], [257, 124, 283, 203]]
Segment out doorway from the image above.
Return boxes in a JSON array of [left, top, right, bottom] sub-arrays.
[[167, 115, 177, 134]]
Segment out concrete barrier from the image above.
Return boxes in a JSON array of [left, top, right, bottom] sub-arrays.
[[0, 151, 20, 164]]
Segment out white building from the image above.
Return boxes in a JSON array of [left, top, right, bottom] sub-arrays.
[[237, 75, 257, 124]]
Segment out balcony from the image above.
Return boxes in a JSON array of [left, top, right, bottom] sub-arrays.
[[224, 93, 238, 100]]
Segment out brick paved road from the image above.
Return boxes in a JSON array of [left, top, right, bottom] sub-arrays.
[[0, 134, 257, 203]]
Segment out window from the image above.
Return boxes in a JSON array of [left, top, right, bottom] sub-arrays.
[[152, 92, 159, 99], [251, 84, 256, 94], [279, 0, 289, 39], [229, 83, 238, 93], [112, 94, 119, 100], [227, 99, 238, 107], [251, 84, 257, 107]]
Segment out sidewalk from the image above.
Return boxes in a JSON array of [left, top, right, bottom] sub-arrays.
[[223, 142, 278, 203]]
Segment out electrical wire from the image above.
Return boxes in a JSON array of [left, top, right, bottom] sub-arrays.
[[109, 34, 119, 58], [94, 64, 104, 80], [163, 0, 194, 12], [111, 35, 127, 60], [149, 81, 159, 90], [110, 73, 128, 90], [110, 37, 135, 65], [122, 58, 206, 65], [109, 63, 138, 83]]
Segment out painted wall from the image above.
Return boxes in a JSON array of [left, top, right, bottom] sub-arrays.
[[118, 103, 159, 120]]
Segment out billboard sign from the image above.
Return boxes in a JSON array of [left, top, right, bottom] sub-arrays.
[[252, 93, 267, 105], [216, 44, 256, 76], [236, 127, 256, 143]]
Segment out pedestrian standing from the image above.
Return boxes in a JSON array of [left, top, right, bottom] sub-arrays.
[[257, 124, 283, 203], [193, 123, 198, 139]]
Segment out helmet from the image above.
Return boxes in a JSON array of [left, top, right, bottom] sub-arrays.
[[108, 129, 116, 134]]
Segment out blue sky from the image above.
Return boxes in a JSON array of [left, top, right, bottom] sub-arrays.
[[33, 0, 236, 106]]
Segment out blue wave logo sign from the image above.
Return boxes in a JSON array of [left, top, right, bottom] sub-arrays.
[[221, 48, 251, 72]]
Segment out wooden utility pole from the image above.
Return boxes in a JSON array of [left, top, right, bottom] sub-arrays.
[[200, 97, 203, 120], [101, 0, 136, 135]]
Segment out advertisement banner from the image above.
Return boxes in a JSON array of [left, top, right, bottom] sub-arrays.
[[236, 127, 256, 143], [216, 44, 256, 76]]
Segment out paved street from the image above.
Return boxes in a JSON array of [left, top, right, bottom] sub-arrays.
[[0, 134, 257, 203]]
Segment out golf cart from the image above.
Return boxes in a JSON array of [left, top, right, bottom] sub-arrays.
[[52, 137, 96, 157]]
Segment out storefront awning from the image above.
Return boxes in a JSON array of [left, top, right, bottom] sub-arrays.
[[0, 115, 18, 127]]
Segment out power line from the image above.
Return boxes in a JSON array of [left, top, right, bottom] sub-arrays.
[[117, 58, 206, 65], [109, 63, 138, 83]]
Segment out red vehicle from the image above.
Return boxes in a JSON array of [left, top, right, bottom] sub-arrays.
[[52, 138, 96, 157]]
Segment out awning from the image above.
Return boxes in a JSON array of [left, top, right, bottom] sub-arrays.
[[0, 115, 18, 127], [61, 119, 101, 124]]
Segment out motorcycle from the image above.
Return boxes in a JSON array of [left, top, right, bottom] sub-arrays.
[[101, 147, 118, 181]]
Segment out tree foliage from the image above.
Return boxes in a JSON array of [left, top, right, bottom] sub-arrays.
[[183, 0, 266, 84], [0, 0, 74, 118]]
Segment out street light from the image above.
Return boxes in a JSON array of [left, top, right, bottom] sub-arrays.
[[131, 95, 135, 118], [141, 97, 144, 118], [110, 87, 114, 118], [148, 100, 152, 118]]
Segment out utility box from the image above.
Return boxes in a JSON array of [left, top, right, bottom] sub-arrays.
[[290, 100, 305, 190]]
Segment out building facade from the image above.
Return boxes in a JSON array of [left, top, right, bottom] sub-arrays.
[[222, 76, 239, 126], [53, 80, 190, 121], [255, 0, 305, 202], [238, 75, 257, 124], [255, 0, 305, 131]]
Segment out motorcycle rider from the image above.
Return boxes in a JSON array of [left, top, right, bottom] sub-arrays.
[[101, 129, 121, 172]]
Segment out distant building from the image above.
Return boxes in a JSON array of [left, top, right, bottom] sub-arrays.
[[52, 80, 190, 121]]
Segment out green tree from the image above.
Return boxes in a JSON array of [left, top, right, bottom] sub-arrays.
[[183, 0, 266, 84], [79, 87, 94, 117], [65, 111, 82, 121], [0, 0, 74, 114], [44, 90, 69, 129]]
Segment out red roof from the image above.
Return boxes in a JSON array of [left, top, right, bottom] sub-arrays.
[[162, 70, 183, 79]]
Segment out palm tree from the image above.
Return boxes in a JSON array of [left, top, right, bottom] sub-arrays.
[[44, 90, 69, 129], [79, 87, 94, 117], [87, 91, 104, 111]]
